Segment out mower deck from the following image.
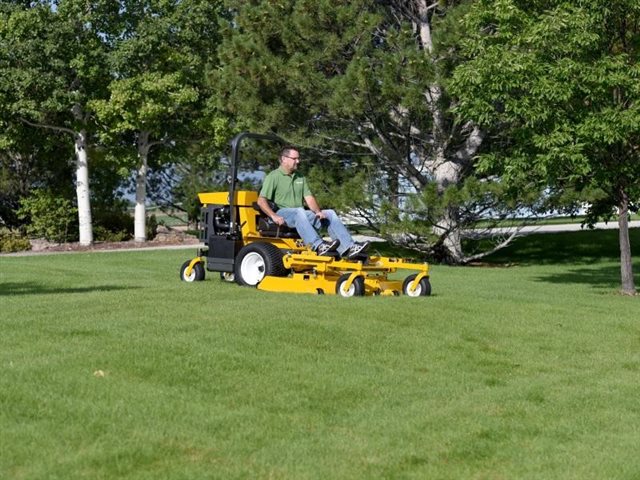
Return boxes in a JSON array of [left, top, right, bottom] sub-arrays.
[[257, 251, 429, 296]]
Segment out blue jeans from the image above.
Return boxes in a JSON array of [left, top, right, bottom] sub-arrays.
[[277, 208, 355, 254]]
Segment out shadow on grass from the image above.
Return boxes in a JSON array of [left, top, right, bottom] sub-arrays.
[[484, 229, 640, 266], [0, 282, 136, 296], [476, 228, 640, 290], [534, 264, 631, 290]]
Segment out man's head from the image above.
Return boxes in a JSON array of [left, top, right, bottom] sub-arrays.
[[279, 146, 300, 174]]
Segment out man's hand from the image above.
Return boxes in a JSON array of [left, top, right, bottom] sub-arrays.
[[315, 210, 327, 220], [258, 196, 284, 225], [271, 214, 285, 225]]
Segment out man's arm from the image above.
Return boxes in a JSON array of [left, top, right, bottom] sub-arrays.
[[257, 196, 285, 225], [305, 195, 326, 219]]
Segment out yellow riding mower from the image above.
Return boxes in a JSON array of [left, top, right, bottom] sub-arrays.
[[179, 132, 431, 297]]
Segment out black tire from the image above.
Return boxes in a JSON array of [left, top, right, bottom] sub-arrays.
[[335, 273, 365, 297], [235, 242, 287, 287], [402, 274, 431, 297], [180, 260, 205, 282]]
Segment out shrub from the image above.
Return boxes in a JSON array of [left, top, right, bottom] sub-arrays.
[[0, 229, 31, 253], [17, 190, 77, 243], [93, 226, 130, 243], [93, 210, 133, 242], [146, 214, 158, 240]]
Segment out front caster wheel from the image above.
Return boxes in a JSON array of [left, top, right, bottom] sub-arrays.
[[335, 274, 365, 297], [220, 272, 235, 283], [402, 274, 431, 297], [180, 260, 205, 282]]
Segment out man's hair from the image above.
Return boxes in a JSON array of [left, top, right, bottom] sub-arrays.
[[279, 145, 298, 161]]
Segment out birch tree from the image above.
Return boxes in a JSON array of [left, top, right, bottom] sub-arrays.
[[0, 1, 114, 245], [90, 0, 224, 242]]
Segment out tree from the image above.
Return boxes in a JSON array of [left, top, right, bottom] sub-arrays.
[[0, 0, 115, 245], [90, 0, 225, 242], [451, 0, 640, 294], [213, 0, 532, 263]]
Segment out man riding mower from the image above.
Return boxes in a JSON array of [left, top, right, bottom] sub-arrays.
[[179, 132, 431, 297]]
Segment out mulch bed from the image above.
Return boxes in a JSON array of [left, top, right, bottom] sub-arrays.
[[21, 228, 200, 254]]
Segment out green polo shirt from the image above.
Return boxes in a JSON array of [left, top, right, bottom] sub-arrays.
[[259, 167, 312, 209]]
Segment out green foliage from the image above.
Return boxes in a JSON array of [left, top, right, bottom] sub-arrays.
[[451, 0, 640, 209], [16, 190, 77, 243], [0, 122, 75, 229], [89, 0, 226, 154], [0, 1, 110, 125], [146, 213, 158, 240], [87, 0, 229, 231], [1, 1, 229, 241], [0, 228, 31, 253], [91, 226, 128, 243], [92, 209, 134, 242]]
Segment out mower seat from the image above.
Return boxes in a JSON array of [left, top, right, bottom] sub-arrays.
[[257, 218, 300, 238], [252, 202, 300, 239]]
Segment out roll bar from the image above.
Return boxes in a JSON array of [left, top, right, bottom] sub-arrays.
[[227, 132, 286, 235]]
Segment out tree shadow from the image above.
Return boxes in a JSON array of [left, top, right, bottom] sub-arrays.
[[0, 282, 136, 297], [481, 229, 640, 290], [533, 264, 632, 290], [485, 229, 640, 266]]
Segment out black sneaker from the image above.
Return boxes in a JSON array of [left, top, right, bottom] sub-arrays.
[[346, 241, 370, 259], [315, 239, 340, 256]]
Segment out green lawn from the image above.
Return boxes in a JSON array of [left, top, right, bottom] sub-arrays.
[[1, 231, 639, 479]]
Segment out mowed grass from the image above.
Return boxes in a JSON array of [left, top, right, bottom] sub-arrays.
[[1, 230, 640, 479]]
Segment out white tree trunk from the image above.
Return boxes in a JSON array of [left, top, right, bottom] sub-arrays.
[[75, 130, 93, 246], [433, 152, 464, 262], [134, 131, 150, 242]]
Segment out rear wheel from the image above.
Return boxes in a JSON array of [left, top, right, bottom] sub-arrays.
[[180, 260, 205, 282], [335, 274, 365, 297], [402, 274, 431, 297], [235, 243, 287, 287]]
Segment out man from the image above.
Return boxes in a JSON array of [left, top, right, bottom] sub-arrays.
[[257, 146, 369, 258]]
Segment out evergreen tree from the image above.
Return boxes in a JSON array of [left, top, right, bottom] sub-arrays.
[[213, 0, 528, 262]]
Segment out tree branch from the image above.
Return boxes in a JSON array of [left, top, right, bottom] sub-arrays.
[[19, 117, 76, 136]]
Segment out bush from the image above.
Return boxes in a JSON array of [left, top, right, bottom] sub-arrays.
[[17, 190, 77, 243], [0, 229, 31, 253], [93, 226, 130, 243], [93, 210, 133, 242], [146, 214, 158, 241]]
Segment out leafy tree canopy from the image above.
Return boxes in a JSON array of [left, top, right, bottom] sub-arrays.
[[451, 0, 640, 291]]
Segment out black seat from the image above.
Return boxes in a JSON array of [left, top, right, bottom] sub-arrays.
[[257, 217, 300, 238], [252, 202, 300, 238]]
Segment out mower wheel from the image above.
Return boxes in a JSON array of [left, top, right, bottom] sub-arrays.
[[220, 272, 235, 283], [335, 273, 365, 297], [235, 242, 287, 287], [180, 260, 205, 282], [402, 274, 431, 297]]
